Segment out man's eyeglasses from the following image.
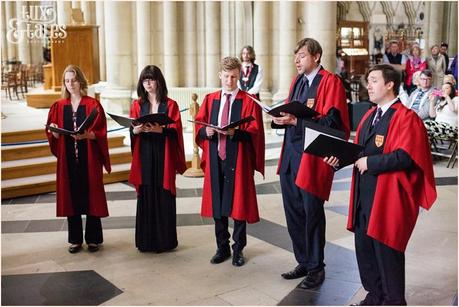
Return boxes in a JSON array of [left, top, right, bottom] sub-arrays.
[[420, 77, 432, 81]]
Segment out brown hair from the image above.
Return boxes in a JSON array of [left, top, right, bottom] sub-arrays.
[[220, 56, 242, 72], [239, 45, 256, 63], [294, 38, 323, 63], [366, 64, 401, 95], [61, 65, 88, 99]]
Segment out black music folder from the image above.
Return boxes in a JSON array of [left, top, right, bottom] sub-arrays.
[[46, 108, 98, 135], [248, 95, 319, 118], [188, 116, 255, 131], [107, 112, 174, 127], [303, 120, 364, 168]]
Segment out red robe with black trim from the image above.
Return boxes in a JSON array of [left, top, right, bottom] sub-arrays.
[[128, 98, 187, 195], [195, 90, 265, 223], [45, 96, 111, 217], [277, 69, 350, 201], [347, 102, 437, 252]]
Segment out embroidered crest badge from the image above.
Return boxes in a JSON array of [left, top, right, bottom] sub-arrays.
[[306, 98, 315, 108], [375, 134, 384, 147]]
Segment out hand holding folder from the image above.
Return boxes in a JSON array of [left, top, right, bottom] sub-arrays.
[[248, 95, 319, 118], [303, 120, 363, 168], [188, 116, 255, 131], [46, 108, 98, 136], [107, 112, 174, 127]]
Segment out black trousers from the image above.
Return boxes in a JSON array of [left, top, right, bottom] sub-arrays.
[[213, 157, 247, 253], [279, 167, 326, 272], [67, 215, 103, 245], [354, 206, 406, 305], [214, 217, 246, 253]]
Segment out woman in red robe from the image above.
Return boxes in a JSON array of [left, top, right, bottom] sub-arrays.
[[46, 65, 111, 254], [129, 65, 186, 252]]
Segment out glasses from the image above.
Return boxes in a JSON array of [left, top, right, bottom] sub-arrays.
[[142, 79, 155, 84], [420, 77, 432, 81]]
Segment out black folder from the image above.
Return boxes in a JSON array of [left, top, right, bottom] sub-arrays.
[[46, 108, 98, 135], [303, 120, 363, 168], [248, 95, 319, 118], [107, 112, 174, 127], [188, 116, 255, 131]]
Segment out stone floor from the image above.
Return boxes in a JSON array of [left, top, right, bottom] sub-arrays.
[[1, 98, 458, 306]]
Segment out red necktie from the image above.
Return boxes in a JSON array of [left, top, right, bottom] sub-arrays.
[[219, 93, 231, 160]]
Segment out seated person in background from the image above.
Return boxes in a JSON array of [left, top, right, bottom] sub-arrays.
[[425, 82, 458, 141], [383, 41, 407, 72], [407, 69, 435, 120]]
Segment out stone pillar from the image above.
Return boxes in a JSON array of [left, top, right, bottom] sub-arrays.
[[235, 2, 253, 54], [444, 2, 458, 56], [150, 2, 163, 69], [101, 1, 134, 114], [182, 1, 197, 86], [253, 2, 271, 96], [273, 1, 296, 101], [5, 1, 18, 60], [15, 1, 31, 64], [425, 1, 444, 52], [95, 1, 106, 80], [1, 1, 9, 61], [196, 2, 206, 87], [81, 0, 95, 25], [56, 1, 71, 25], [72, 1, 81, 10], [205, 2, 221, 87], [163, 2, 179, 86], [136, 1, 152, 76], [303, 1, 337, 72], [220, 2, 232, 57]]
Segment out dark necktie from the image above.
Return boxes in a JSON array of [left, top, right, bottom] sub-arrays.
[[295, 75, 309, 101], [219, 93, 231, 160], [372, 107, 383, 127]]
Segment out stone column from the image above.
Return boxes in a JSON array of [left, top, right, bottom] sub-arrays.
[[81, 0, 95, 25], [136, 1, 151, 76], [56, 1, 71, 25], [1, 1, 9, 61], [303, 1, 337, 72], [15, 1, 30, 64], [273, 1, 296, 101], [425, 1, 444, 52], [95, 1, 106, 81], [220, 1, 232, 57], [444, 2, 457, 56], [196, 2, 206, 87], [101, 1, 134, 114], [253, 2, 271, 96], [163, 2, 179, 86], [5, 1, 18, 60], [205, 2, 221, 87], [182, 1, 197, 86], [72, 1, 80, 10], [235, 2, 253, 54]]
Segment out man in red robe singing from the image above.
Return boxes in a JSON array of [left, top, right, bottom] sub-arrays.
[[195, 57, 265, 267], [325, 64, 437, 305], [272, 38, 350, 289]]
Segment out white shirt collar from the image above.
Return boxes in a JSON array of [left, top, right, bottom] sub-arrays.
[[303, 65, 321, 85], [378, 96, 399, 115], [221, 87, 239, 99]]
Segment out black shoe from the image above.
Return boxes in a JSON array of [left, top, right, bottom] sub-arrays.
[[232, 251, 245, 267], [350, 295, 383, 306], [210, 249, 231, 264], [281, 265, 308, 280], [68, 244, 82, 254], [298, 268, 325, 289], [87, 243, 99, 253]]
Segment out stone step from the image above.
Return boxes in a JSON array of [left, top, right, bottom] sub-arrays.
[[1, 135, 126, 162], [2, 146, 132, 180], [1, 163, 131, 200]]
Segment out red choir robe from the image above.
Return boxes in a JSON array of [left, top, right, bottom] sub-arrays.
[[347, 102, 437, 252], [195, 90, 265, 223], [277, 69, 350, 201], [129, 98, 187, 195], [46, 96, 111, 217]]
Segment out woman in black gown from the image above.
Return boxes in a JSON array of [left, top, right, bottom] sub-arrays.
[[128, 65, 186, 252]]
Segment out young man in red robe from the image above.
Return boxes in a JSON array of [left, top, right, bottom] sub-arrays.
[[195, 56, 265, 267], [325, 64, 437, 305], [272, 38, 350, 289]]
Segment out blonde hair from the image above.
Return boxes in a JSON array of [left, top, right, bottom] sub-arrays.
[[61, 64, 88, 99], [444, 74, 456, 86], [220, 57, 241, 72]]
